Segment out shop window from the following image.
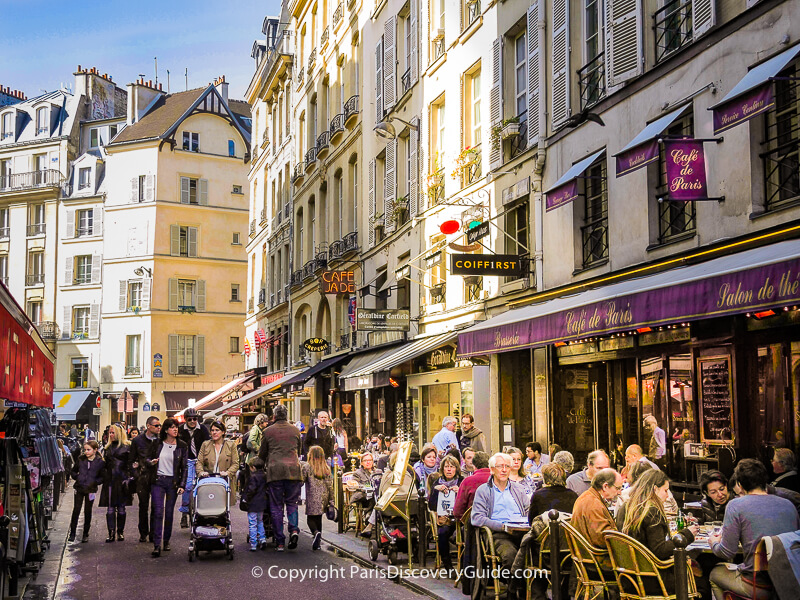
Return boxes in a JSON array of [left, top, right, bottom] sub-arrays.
[[580, 159, 608, 268], [653, 112, 696, 244], [757, 344, 791, 448], [763, 65, 800, 212], [71, 358, 89, 388]]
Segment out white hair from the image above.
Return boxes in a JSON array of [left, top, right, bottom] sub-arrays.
[[488, 452, 512, 469], [442, 416, 457, 428]]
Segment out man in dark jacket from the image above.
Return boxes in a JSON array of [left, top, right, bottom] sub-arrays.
[[772, 448, 800, 494], [129, 416, 161, 543], [459, 414, 487, 454], [303, 410, 334, 459], [178, 408, 210, 528], [259, 404, 302, 551]]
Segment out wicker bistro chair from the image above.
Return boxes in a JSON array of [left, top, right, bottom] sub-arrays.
[[342, 472, 364, 534], [602, 530, 699, 600], [454, 508, 472, 588], [472, 525, 505, 600], [525, 524, 573, 600], [426, 510, 443, 571], [561, 522, 618, 600]]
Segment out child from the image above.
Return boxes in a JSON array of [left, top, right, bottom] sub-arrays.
[[244, 457, 268, 551], [301, 446, 334, 550], [69, 440, 106, 543]]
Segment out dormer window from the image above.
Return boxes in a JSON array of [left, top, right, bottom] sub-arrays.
[[90, 128, 99, 148], [1, 112, 12, 140], [78, 168, 91, 190], [182, 132, 199, 152], [36, 107, 48, 135]]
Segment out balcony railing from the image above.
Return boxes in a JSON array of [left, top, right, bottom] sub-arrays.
[[328, 239, 345, 260], [292, 162, 305, 185], [344, 95, 360, 124], [0, 169, 63, 192], [578, 53, 606, 110], [655, 0, 693, 63], [460, 144, 482, 188], [315, 249, 328, 271], [432, 38, 445, 62], [305, 146, 318, 168], [297, 67, 304, 85], [308, 48, 316, 71], [27, 223, 45, 236], [290, 269, 304, 287], [343, 231, 358, 253], [510, 113, 528, 159], [249, 219, 256, 237], [334, 2, 343, 26], [339, 332, 351, 350], [321, 27, 329, 47], [466, 0, 481, 28], [430, 283, 446, 304], [401, 69, 412, 96], [125, 366, 141, 376], [260, 207, 267, 225], [258, 288, 266, 306], [26, 273, 44, 286], [0, 227, 8, 239], [582, 213, 609, 267], [178, 366, 196, 375], [37, 321, 59, 341], [302, 260, 316, 280], [427, 169, 445, 207], [330, 113, 345, 140], [284, 202, 291, 220], [284, 283, 290, 299], [316, 131, 330, 157]]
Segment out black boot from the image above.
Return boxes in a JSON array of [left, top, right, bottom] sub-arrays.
[[105, 512, 116, 542], [180, 514, 189, 528], [116, 513, 126, 541], [68, 530, 76, 542]]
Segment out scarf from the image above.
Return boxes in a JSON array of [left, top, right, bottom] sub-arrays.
[[437, 476, 459, 489], [414, 460, 438, 482]]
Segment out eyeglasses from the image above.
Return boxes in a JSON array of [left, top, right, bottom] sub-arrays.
[[611, 484, 623, 491], [187, 417, 198, 422]]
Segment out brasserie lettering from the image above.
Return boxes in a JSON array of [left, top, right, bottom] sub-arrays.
[[494, 329, 520, 349]]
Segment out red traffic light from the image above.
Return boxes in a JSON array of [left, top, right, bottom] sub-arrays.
[[439, 220, 460, 235]]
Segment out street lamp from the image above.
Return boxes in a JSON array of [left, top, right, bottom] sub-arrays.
[[374, 116, 419, 140], [133, 266, 152, 277]]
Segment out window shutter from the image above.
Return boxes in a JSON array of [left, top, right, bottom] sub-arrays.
[[410, 0, 419, 84], [65, 210, 74, 239], [384, 17, 397, 112], [169, 334, 178, 374], [188, 227, 198, 257], [199, 179, 208, 205], [62, 305, 72, 339], [93, 207, 103, 236], [409, 117, 419, 218], [368, 158, 376, 248], [168, 278, 179, 311], [196, 335, 205, 374], [180, 177, 189, 204], [527, 4, 541, 147], [89, 304, 100, 338], [459, 74, 465, 152], [551, 0, 571, 127], [130, 177, 138, 202], [141, 278, 151, 311], [119, 280, 128, 311], [376, 38, 384, 123], [692, 0, 715, 37], [145, 173, 155, 201], [64, 256, 73, 285], [605, 0, 643, 89], [196, 279, 207, 312], [489, 37, 504, 169], [384, 140, 397, 234], [91, 253, 102, 284], [170, 224, 180, 256]]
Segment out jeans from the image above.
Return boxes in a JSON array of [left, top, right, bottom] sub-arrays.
[[710, 564, 771, 600], [179, 459, 197, 514], [151, 475, 178, 547], [267, 480, 302, 545], [137, 484, 153, 538], [437, 523, 456, 565], [70, 490, 94, 535], [307, 514, 323, 534], [248, 512, 266, 549]]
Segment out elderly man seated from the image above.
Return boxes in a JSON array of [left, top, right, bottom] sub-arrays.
[[571, 468, 623, 572], [471, 452, 530, 600], [566, 450, 610, 495]]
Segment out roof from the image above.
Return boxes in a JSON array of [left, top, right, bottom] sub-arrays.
[[0, 89, 80, 148], [111, 87, 205, 143]]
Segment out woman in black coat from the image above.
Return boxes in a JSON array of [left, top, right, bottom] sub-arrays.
[[100, 424, 134, 542], [426, 455, 464, 571], [69, 440, 106, 543]]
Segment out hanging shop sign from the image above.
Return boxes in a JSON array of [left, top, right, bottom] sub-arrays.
[[426, 346, 457, 369], [356, 309, 411, 331], [663, 139, 708, 201], [262, 372, 284, 385], [451, 254, 523, 277], [349, 297, 357, 328], [303, 338, 330, 352], [425, 251, 442, 269], [466, 222, 490, 244], [712, 83, 773, 134], [320, 270, 356, 295]]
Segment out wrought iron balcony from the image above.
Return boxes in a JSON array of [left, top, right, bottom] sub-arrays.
[[0, 169, 63, 193], [308, 48, 316, 71], [292, 162, 305, 185], [269, 293, 275, 307], [249, 219, 256, 237], [655, 0, 694, 63], [305, 146, 317, 169], [27, 223, 46, 237], [321, 27, 329, 47], [430, 282, 446, 304], [466, 0, 481, 28], [260, 207, 267, 225], [427, 169, 445, 207], [302, 260, 316, 280], [178, 366, 196, 375], [330, 114, 345, 141], [578, 53, 606, 110], [284, 283, 290, 300], [315, 250, 328, 271], [316, 130, 330, 158], [510, 113, 529, 159], [334, 2, 343, 26], [0, 227, 8, 239], [26, 273, 44, 286], [401, 69, 412, 96], [298, 345, 307, 360], [339, 332, 351, 350], [432, 38, 445, 62], [459, 144, 482, 188], [37, 321, 59, 341], [258, 288, 266, 306], [328, 239, 344, 261], [284, 202, 291, 220], [344, 95, 359, 125], [343, 231, 358, 253], [297, 67, 304, 85], [290, 269, 304, 287]]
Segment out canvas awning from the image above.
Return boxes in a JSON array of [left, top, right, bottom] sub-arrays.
[[163, 391, 211, 412], [614, 105, 690, 176], [53, 390, 97, 421], [174, 374, 256, 416], [202, 369, 306, 419], [280, 354, 351, 392], [544, 149, 605, 211]]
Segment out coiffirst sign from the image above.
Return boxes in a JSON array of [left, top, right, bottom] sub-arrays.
[[450, 254, 523, 277]]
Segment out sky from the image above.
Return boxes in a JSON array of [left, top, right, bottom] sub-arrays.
[[2, 0, 282, 102]]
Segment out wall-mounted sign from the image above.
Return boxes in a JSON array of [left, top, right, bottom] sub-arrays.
[[262, 372, 284, 385], [151, 402, 160, 411], [303, 338, 330, 352], [142, 402, 151, 412], [356, 309, 411, 331], [466, 222, 490, 244], [451, 254, 523, 277], [153, 368, 163, 378], [426, 346, 457, 369], [92, 408, 103, 416], [320, 270, 356, 295], [663, 139, 708, 201], [639, 327, 691, 346]]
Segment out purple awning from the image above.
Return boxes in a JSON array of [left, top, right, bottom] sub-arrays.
[[614, 105, 689, 177], [457, 240, 800, 356], [545, 150, 605, 211]]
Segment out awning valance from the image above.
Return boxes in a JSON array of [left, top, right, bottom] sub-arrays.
[[457, 239, 800, 356], [163, 391, 211, 412], [174, 374, 256, 416], [709, 44, 800, 134], [614, 105, 689, 176], [545, 149, 605, 211], [281, 354, 351, 392], [54, 390, 97, 421], [202, 369, 306, 419]]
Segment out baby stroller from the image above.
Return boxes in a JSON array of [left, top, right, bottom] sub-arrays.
[[188, 474, 234, 561]]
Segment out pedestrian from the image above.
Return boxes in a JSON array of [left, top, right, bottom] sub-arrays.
[[332, 418, 349, 466], [69, 440, 105, 542], [246, 413, 271, 463], [178, 407, 211, 528], [197, 420, 240, 500], [459, 414, 487, 454], [303, 411, 334, 459], [258, 404, 302, 552], [99, 424, 133, 542], [432, 416, 459, 455], [301, 446, 334, 551], [129, 416, 161, 543], [70, 424, 78, 438], [644, 415, 667, 468], [244, 457, 268, 551], [145, 417, 188, 557], [83, 423, 95, 441], [128, 427, 139, 441]]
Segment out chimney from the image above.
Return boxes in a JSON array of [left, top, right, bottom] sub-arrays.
[[214, 75, 228, 104], [126, 77, 166, 126]]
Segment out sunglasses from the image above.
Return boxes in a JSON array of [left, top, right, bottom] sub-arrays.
[[187, 417, 198, 421]]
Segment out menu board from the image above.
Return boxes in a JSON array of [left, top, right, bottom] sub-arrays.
[[698, 356, 734, 443]]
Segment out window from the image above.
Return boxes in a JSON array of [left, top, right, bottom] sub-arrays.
[[36, 107, 48, 135], [1, 159, 11, 186], [78, 168, 91, 190], [504, 199, 529, 280], [74, 255, 92, 285], [90, 128, 99, 148], [71, 358, 89, 388], [73, 306, 90, 336], [763, 65, 800, 211], [177, 335, 196, 374], [170, 225, 198, 257], [182, 131, 199, 151], [231, 283, 240, 301], [1, 112, 12, 139], [178, 279, 196, 309], [77, 208, 93, 236], [230, 337, 240, 353], [375, 269, 388, 310], [109, 124, 118, 139], [655, 0, 693, 62], [579, 0, 606, 109], [0, 254, 7, 285], [0, 208, 9, 239], [138, 175, 146, 202], [431, 98, 446, 170], [427, 238, 446, 304], [26, 300, 42, 325], [180, 177, 207, 204], [128, 281, 142, 309], [654, 113, 696, 243], [26, 251, 43, 286], [126, 335, 141, 375], [228, 140, 235, 157], [470, 68, 482, 146], [515, 34, 527, 119], [581, 159, 609, 267], [232, 232, 241, 245]]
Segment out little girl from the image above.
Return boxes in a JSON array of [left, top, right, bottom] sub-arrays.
[[244, 457, 268, 551], [69, 441, 106, 542], [301, 446, 334, 550]]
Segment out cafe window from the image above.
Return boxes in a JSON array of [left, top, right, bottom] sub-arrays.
[[580, 159, 608, 268], [654, 112, 696, 245], [763, 64, 800, 212]]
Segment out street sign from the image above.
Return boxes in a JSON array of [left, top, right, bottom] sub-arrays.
[[153, 368, 163, 378], [96, 396, 101, 408], [450, 254, 523, 277], [466, 222, 490, 244], [92, 408, 102, 416]]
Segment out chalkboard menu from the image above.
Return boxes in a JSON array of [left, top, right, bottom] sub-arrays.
[[698, 355, 735, 443]]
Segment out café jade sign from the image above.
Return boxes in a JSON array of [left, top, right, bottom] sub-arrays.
[[457, 255, 800, 356]]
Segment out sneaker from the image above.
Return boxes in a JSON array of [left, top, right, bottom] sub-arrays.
[[276, 544, 285, 552], [163, 542, 171, 552], [250, 546, 257, 552], [288, 532, 298, 550], [312, 532, 322, 551], [259, 540, 267, 550]]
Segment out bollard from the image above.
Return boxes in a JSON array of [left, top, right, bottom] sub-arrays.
[[336, 465, 345, 534], [418, 493, 427, 566], [672, 533, 690, 600], [547, 509, 562, 600]]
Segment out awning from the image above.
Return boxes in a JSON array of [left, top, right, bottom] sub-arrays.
[[342, 331, 459, 391], [54, 390, 97, 421], [457, 239, 800, 356], [709, 44, 800, 134], [163, 391, 212, 412], [174, 374, 256, 416], [614, 105, 689, 176], [281, 354, 351, 392], [545, 149, 605, 211], [338, 344, 405, 382]]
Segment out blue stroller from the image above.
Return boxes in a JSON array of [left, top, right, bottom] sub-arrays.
[[188, 475, 234, 561]]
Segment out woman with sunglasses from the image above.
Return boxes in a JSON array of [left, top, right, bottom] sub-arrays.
[[178, 408, 210, 529]]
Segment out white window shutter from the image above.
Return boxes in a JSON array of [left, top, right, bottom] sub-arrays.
[[409, 117, 419, 218], [551, 0, 571, 127], [130, 177, 138, 202], [65, 210, 74, 239], [62, 305, 72, 339], [368, 158, 376, 248], [196, 279, 206, 312], [410, 0, 419, 84], [169, 334, 178, 374], [91, 253, 102, 284], [141, 278, 151, 311], [384, 17, 397, 112], [199, 179, 208, 205], [145, 173, 155, 201], [489, 37, 504, 169], [692, 0, 715, 37], [89, 304, 100, 338], [384, 140, 397, 234], [527, 4, 541, 147], [170, 224, 180, 256], [180, 177, 189, 204], [188, 227, 198, 257], [119, 280, 128, 311], [93, 207, 103, 236], [168, 278, 179, 311], [196, 335, 205, 374], [605, 0, 643, 89], [64, 256, 73, 285], [376, 38, 384, 124]]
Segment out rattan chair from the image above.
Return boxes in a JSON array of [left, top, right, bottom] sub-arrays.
[[427, 509, 443, 572], [470, 526, 505, 600], [525, 524, 573, 600], [561, 522, 618, 600], [454, 507, 472, 588], [341, 472, 363, 533], [721, 537, 772, 600], [603, 530, 699, 600]]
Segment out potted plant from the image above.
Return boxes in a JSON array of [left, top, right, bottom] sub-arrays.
[[426, 169, 445, 203], [391, 196, 409, 224], [490, 117, 521, 152]]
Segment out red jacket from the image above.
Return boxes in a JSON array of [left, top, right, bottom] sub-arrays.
[[453, 467, 491, 519]]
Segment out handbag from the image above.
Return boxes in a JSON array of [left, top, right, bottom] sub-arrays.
[[325, 504, 338, 522]]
